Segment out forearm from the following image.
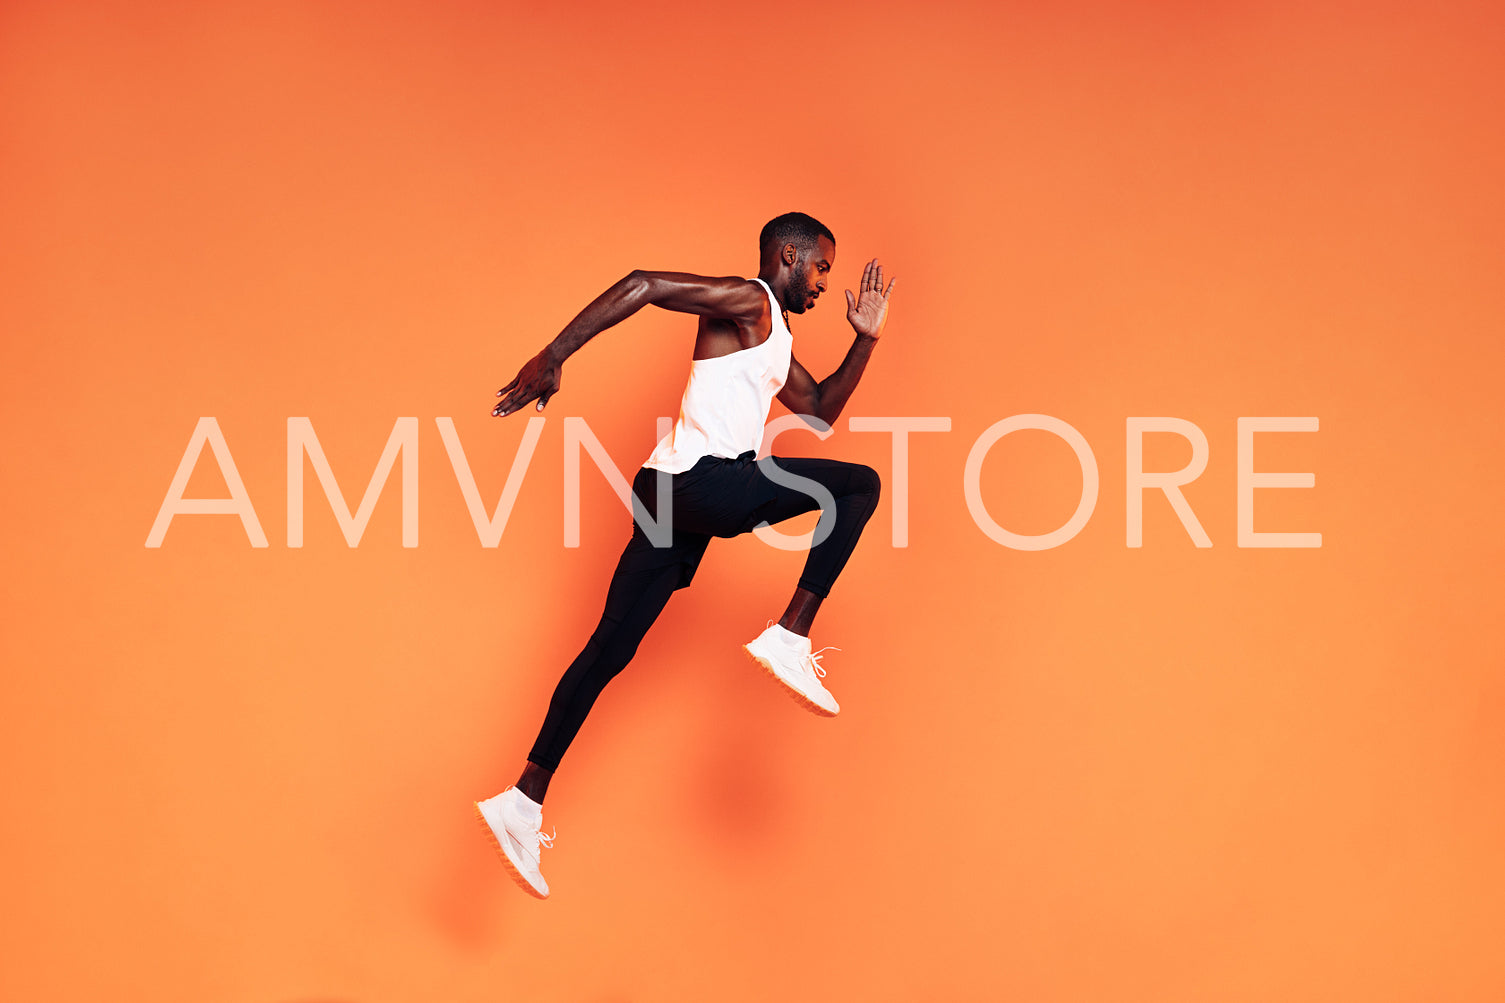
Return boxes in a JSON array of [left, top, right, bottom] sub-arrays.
[[496, 270, 766, 417], [543, 272, 654, 362], [811, 334, 879, 426]]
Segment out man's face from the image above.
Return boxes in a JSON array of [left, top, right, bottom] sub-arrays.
[[784, 235, 835, 314]]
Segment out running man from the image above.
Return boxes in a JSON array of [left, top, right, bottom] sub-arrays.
[[476, 212, 895, 897]]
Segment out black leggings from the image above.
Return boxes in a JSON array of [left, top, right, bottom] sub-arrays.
[[526, 452, 881, 771]]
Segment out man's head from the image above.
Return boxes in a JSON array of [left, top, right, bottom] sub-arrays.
[[759, 211, 836, 315]]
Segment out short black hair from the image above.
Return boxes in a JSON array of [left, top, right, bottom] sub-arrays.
[[759, 212, 835, 259]]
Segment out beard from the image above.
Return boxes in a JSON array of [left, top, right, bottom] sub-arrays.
[[783, 262, 814, 315]]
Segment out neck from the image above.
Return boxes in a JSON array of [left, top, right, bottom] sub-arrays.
[[757, 267, 791, 311]]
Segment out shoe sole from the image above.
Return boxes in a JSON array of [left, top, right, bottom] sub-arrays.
[[743, 644, 839, 717], [473, 801, 549, 899]]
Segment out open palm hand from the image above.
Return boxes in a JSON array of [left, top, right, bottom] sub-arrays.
[[845, 258, 896, 339]]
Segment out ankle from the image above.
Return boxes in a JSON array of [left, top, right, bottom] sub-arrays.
[[776, 617, 809, 638], [516, 762, 553, 804], [777, 587, 822, 636]]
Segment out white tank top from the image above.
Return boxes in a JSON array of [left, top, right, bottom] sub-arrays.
[[643, 277, 792, 473]]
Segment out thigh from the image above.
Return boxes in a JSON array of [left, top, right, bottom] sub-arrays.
[[741, 455, 875, 530], [661, 454, 875, 539], [665, 454, 775, 539], [616, 476, 716, 594]]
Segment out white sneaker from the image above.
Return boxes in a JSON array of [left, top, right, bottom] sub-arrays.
[[475, 787, 554, 898], [743, 622, 840, 716]]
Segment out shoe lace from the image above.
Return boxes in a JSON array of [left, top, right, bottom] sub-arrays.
[[804, 646, 840, 678], [537, 827, 556, 851]]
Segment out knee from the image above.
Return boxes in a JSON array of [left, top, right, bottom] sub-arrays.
[[852, 462, 881, 502]]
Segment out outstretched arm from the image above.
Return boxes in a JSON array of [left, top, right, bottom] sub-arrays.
[[777, 259, 896, 428], [493, 271, 767, 416]]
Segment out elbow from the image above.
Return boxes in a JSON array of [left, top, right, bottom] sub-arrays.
[[623, 269, 654, 303], [803, 397, 838, 431], [797, 410, 836, 432], [800, 412, 833, 431]]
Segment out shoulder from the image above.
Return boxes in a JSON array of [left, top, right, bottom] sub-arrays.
[[632, 271, 769, 321]]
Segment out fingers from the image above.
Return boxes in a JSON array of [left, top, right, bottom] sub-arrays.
[[495, 398, 539, 417], [494, 373, 562, 415], [493, 387, 535, 416], [494, 374, 521, 415], [883, 276, 896, 298], [845, 289, 856, 310], [858, 258, 889, 295]]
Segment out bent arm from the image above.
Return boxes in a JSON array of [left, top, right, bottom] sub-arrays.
[[494, 270, 766, 416], [774, 257, 895, 427], [777, 337, 879, 429], [547, 271, 766, 364]]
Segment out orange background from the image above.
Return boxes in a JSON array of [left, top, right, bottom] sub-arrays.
[[4, 1, 1504, 1000]]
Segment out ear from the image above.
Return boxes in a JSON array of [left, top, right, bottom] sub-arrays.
[[781, 242, 799, 267]]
